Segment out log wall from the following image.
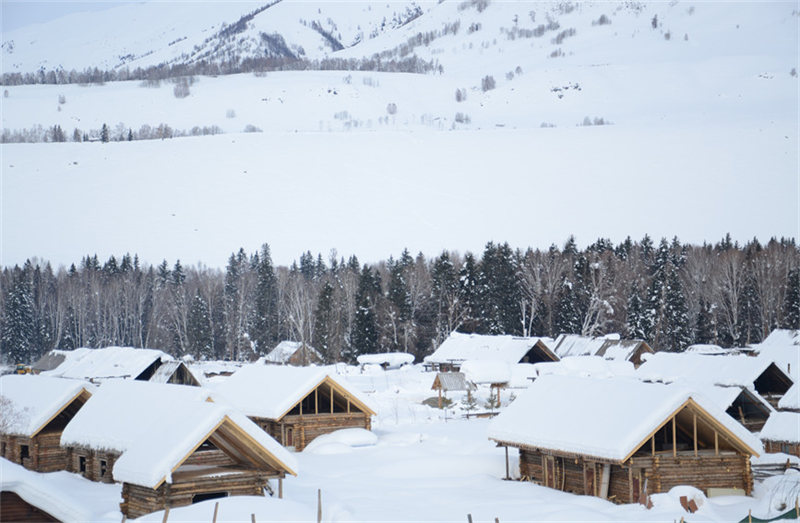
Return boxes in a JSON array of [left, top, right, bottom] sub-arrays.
[[120, 470, 271, 519], [256, 412, 371, 451], [764, 440, 800, 458], [0, 491, 59, 522], [631, 451, 752, 495], [65, 446, 119, 483], [0, 432, 70, 473]]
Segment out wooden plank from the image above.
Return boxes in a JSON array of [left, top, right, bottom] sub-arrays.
[[693, 414, 698, 457], [672, 418, 676, 458], [715, 430, 719, 455], [315, 389, 318, 415], [330, 385, 334, 414]]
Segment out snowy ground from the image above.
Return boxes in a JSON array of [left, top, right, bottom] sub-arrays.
[[4, 363, 800, 522]]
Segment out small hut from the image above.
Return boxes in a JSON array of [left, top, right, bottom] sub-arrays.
[[552, 334, 654, 368], [431, 372, 476, 408], [760, 411, 800, 457], [638, 352, 794, 408], [215, 365, 375, 451], [0, 375, 92, 473], [60, 380, 297, 519], [264, 341, 323, 366], [424, 332, 557, 372], [38, 347, 200, 386], [489, 375, 762, 504]]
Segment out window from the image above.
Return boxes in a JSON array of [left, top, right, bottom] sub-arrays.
[[100, 459, 107, 478], [20, 445, 29, 460], [79, 456, 86, 473], [192, 492, 227, 504]]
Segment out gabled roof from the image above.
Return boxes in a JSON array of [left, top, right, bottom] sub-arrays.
[[0, 375, 92, 437], [779, 382, 800, 411], [60, 380, 297, 489], [760, 411, 800, 443], [552, 334, 652, 362], [431, 372, 475, 392], [488, 375, 761, 463], [148, 360, 200, 386], [213, 365, 375, 420], [694, 383, 774, 415], [0, 459, 122, 522], [424, 332, 557, 365], [637, 352, 792, 389], [41, 347, 171, 382], [752, 329, 800, 381], [264, 341, 323, 365]]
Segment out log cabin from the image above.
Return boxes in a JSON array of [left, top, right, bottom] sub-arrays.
[[488, 375, 762, 504], [59, 380, 297, 519], [264, 341, 324, 366], [637, 352, 794, 408], [697, 384, 774, 433], [0, 375, 92, 473], [215, 365, 375, 451], [424, 332, 558, 372], [551, 334, 654, 368], [760, 411, 800, 457], [36, 346, 200, 386]]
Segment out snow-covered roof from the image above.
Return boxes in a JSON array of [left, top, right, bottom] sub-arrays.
[[431, 372, 475, 392], [0, 458, 122, 522], [488, 375, 762, 463], [60, 380, 297, 489], [264, 341, 322, 365], [531, 356, 636, 380], [637, 352, 791, 389], [147, 360, 199, 385], [778, 382, 800, 411], [460, 360, 511, 385], [0, 375, 92, 437], [357, 352, 414, 368], [760, 411, 800, 443], [41, 347, 172, 381], [424, 332, 556, 365], [685, 344, 732, 355], [213, 364, 375, 420], [752, 329, 800, 381], [552, 334, 651, 362]]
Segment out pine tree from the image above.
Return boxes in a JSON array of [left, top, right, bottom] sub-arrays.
[[661, 266, 691, 351], [459, 253, 481, 333], [695, 297, 715, 344], [314, 281, 335, 362], [478, 242, 521, 334], [554, 276, 581, 334], [783, 268, 800, 329], [1, 274, 35, 364], [349, 266, 381, 361], [625, 283, 647, 339], [431, 251, 460, 340], [253, 244, 278, 353], [100, 123, 109, 143], [187, 292, 213, 359]]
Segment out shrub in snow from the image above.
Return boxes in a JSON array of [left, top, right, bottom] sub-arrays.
[[243, 124, 262, 133], [455, 88, 467, 102], [593, 14, 611, 26], [664, 31, 671, 40], [550, 48, 563, 58], [58, 94, 66, 104], [505, 71, 514, 81], [791, 68, 797, 77], [454, 112, 471, 124], [226, 109, 236, 118], [386, 102, 398, 115], [481, 75, 496, 92], [173, 78, 191, 98], [540, 122, 556, 128], [3, 89, 8, 98], [515, 65, 523, 75]]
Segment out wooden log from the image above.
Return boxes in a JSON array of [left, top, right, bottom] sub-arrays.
[[213, 502, 219, 523]]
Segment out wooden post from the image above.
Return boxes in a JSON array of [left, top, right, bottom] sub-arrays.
[[467, 514, 473, 523], [317, 489, 322, 523], [161, 507, 170, 523], [504, 446, 510, 480], [279, 477, 283, 499], [693, 414, 697, 457], [651, 435, 655, 456], [300, 397, 303, 416], [672, 417, 677, 457], [748, 509, 752, 523], [347, 398, 350, 413], [714, 430, 719, 455], [330, 385, 334, 414], [438, 388, 442, 409], [251, 514, 256, 523], [212, 502, 219, 523], [315, 389, 318, 414]]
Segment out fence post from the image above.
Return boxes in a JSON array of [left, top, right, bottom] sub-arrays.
[[212, 501, 219, 523]]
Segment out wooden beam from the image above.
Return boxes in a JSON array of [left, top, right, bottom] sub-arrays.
[[347, 398, 350, 414], [651, 435, 655, 456], [504, 446, 510, 480], [714, 430, 719, 455], [330, 385, 334, 414], [693, 414, 698, 457], [315, 389, 318, 415], [672, 417, 676, 457]]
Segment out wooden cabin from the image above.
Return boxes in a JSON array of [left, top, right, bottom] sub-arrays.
[[760, 411, 800, 458], [59, 380, 297, 519], [638, 352, 793, 408], [698, 384, 773, 433], [431, 372, 476, 408], [37, 346, 200, 386], [264, 341, 324, 366], [216, 365, 375, 451], [0, 375, 92, 473], [0, 491, 59, 522], [489, 375, 762, 504], [552, 334, 654, 368], [424, 332, 558, 372]]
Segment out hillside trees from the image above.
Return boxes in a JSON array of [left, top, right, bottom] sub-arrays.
[[0, 235, 798, 365]]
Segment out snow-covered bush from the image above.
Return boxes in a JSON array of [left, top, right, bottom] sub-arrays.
[[481, 75, 496, 92]]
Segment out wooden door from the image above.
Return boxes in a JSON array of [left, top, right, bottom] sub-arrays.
[[631, 469, 642, 504], [583, 462, 596, 496], [544, 455, 556, 489], [286, 427, 294, 447]]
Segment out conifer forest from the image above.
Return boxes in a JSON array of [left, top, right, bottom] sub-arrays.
[[2, 235, 799, 365]]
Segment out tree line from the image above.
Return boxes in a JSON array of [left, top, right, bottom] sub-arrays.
[[2, 235, 799, 365]]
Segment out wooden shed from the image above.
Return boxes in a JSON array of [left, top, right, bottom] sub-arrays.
[[0, 375, 92, 473], [59, 380, 297, 519], [552, 335, 654, 368], [760, 411, 800, 457], [489, 375, 762, 504], [424, 332, 558, 372], [264, 341, 324, 366], [431, 372, 476, 408], [216, 365, 375, 451]]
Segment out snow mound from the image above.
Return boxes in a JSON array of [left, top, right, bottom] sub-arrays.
[[460, 359, 511, 384], [357, 353, 414, 369], [303, 428, 378, 454], [134, 495, 315, 522]]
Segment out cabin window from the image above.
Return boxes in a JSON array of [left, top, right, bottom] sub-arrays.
[[192, 492, 227, 504], [79, 456, 87, 473], [1, 441, 6, 457], [100, 459, 108, 477], [20, 444, 29, 460]]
